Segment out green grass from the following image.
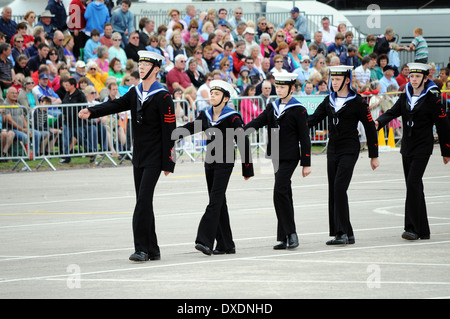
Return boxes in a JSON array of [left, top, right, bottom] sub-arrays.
[[0, 155, 131, 172]]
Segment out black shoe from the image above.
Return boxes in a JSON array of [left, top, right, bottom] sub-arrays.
[[129, 251, 149, 261], [273, 240, 287, 250], [59, 157, 71, 164], [326, 234, 349, 245], [149, 254, 161, 260], [402, 231, 419, 240], [402, 231, 418, 240], [195, 243, 212, 256], [348, 235, 355, 244], [213, 248, 236, 255], [402, 231, 431, 240], [287, 233, 299, 249]]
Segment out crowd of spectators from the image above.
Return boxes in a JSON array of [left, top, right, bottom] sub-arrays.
[[1, 1, 449, 162]]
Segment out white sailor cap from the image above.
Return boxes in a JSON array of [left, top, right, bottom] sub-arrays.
[[407, 62, 431, 75], [210, 80, 237, 98], [329, 65, 354, 76], [243, 27, 256, 35], [138, 50, 164, 66], [273, 73, 298, 85]]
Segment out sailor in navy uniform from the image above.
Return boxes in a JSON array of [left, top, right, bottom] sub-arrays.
[[376, 63, 450, 240], [174, 80, 254, 256], [307, 66, 379, 245], [79, 51, 176, 261], [244, 73, 311, 250]]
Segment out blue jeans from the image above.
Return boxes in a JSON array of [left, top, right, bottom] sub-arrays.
[[12, 129, 41, 155], [62, 124, 98, 154]]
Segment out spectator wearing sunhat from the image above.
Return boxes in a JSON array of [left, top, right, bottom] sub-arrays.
[[72, 60, 92, 86], [45, 0, 68, 32], [376, 63, 450, 241], [79, 50, 176, 262], [307, 65, 379, 246], [293, 55, 314, 83], [36, 10, 57, 40], [245, 72, 311, 251], [243, 27, 257, 56], [380, 64, 399, 94]]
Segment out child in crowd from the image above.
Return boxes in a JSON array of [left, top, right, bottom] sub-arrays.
[[407, 27, 429, 63], [327, 33, 345, 57], [33, 96, 62, 155], [357, 34, 376, 60]]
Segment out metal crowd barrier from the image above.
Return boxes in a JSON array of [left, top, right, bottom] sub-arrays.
[[1, 96, 331, 171], [26, 103, 134, 171], [0, 105, 32, 171], [360, 90, 450, 146], [9, 89, 443, 172]]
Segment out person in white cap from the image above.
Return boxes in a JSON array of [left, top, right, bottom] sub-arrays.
[[243, 27, 257, 56], [245, 72, 311, 250], [79, 51, 176, 262], [376, 62, 450, 240], [174, 80, 254, 256], [308, 65, 379, 245], [36, 10, 56, 40]]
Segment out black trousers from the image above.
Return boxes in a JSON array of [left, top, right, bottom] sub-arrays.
[[196, 164, 235, 250], [273, 160, 299, 241], [132, 166, 161, 256], [402, 155, 431, 236], [327, 152, 359, 237]]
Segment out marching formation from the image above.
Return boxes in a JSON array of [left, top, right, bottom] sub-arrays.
[[78, 51, 450, 261]]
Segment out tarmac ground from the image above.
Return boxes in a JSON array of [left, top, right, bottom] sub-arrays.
[[1, 146, 449, 302]]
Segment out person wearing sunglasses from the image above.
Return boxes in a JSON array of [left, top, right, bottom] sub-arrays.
[[228, 7, 246, 30], [11, 35, 25, 63], [124, 31, 145, 63], [166, 54, 192, 95], [79, 51, 176, 262], [85, 60, 108, 94]]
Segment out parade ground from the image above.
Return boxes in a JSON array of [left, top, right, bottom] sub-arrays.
[[1, 146, 449, 301]]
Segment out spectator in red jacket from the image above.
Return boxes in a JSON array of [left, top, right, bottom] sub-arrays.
[[396, 64, 410, 87], [231, 40, 246, 78], [67, 0, 88, 60]]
